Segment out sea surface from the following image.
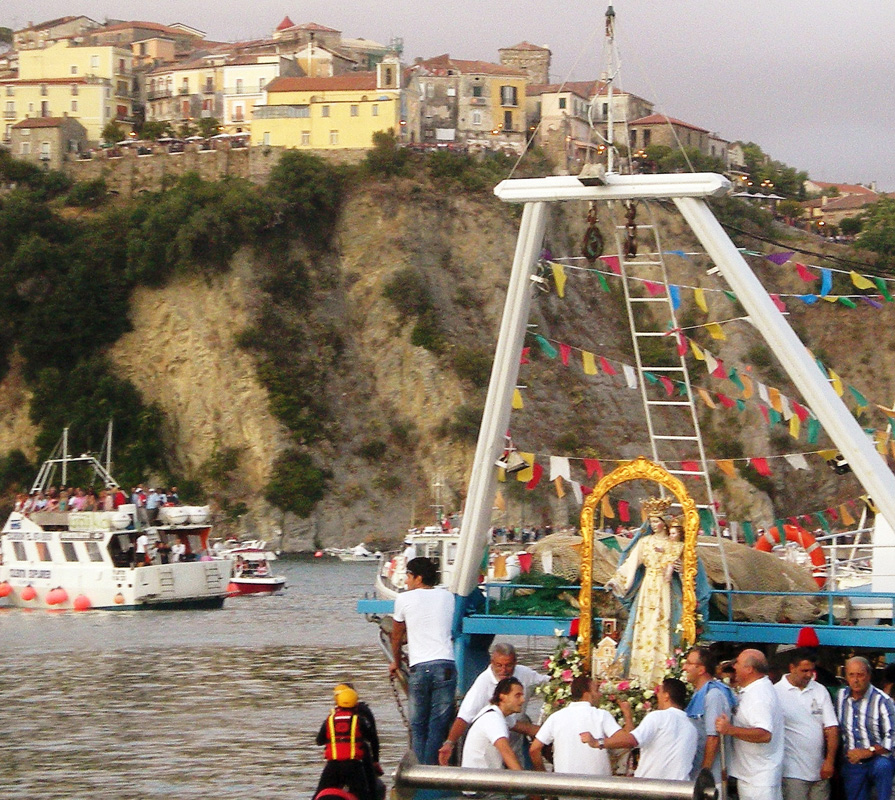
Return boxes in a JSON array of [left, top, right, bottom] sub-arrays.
[[0, 559, 410, 800]]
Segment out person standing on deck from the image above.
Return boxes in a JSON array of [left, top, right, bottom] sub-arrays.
[[774, 648, 838, 800], [716, 648, 785, 800], [389, 557, 456, 764], [835, 656, 895, 800], [439, 642, 546, 766]]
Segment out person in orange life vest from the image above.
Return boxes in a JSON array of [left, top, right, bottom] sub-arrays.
[[315, 686, 378, 800]]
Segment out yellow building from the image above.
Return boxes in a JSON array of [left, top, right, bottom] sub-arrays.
[[251, 59, 401, 150], [1, 39, 134, 144]]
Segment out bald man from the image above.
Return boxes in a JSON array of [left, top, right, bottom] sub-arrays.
[[716, 648, 784, 800]]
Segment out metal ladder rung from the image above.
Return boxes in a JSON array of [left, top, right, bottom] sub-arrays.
[[634, 331, 675, 338], [646, 400, 692, 407], [642, 366, 685, 372], [616, 224, 656, 230], [667, 469, 707, 477], [629, 296, 668, 302], [653, 434, 700, 441]]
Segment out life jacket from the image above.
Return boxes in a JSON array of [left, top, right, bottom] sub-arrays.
[[325, 708, 366, 761]]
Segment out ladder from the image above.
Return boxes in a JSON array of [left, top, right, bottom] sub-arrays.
[[609, 199, 732, 590]]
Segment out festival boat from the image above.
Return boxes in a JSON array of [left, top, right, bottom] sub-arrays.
[[0, 442, 231, 611], [223, 542, 286, 595]]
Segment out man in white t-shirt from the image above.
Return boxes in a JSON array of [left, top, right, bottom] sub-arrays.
[[774, 648, 838, 800], [439, 642, 548, 765], [461, 677, 525, 771], [389, 557, 456, 765], [584, 678, 697, 781], [531, 675, 621, 776], [716, 648, 785, 800]]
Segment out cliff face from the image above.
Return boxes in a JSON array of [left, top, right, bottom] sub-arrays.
[[0, 180, 885, 550]]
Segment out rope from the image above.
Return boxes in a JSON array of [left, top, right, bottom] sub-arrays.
[[389, 671, 411, 735]]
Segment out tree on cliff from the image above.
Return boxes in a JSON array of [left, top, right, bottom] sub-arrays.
[[856, 197, 895, 268]]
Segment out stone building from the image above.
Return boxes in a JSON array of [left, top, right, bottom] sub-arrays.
[[9, 116, 87, 170], [498, 41, 551, 85]]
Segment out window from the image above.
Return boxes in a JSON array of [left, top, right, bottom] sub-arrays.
[[629, 130, 636, 147], [119, 58, 125, 72], [259, 78, 266, 91], [205, 78, 213, 93], [500, 85, 518, 107], [504, 110, 513, 131], [385, 67, 393, 85], [40, 85, 48, 96], [602, 102, 608, 117], [40, 101, 49, 117], [471, 84, 483, 98], [295, 105, 310, 118], [181, 100, 190, 116], [71, 84, 78, 95], [321, 105, 330, 117], [234, 104, 244, 121], [90, 55, 100, 69], [643, 129, 651, 146], [262, 131, 270, 145], [85, 542, 104, 562], [61, 541, 78, 562], [6, 87, 13, 96], [301, 131, 310, 145], [71, 100, 77, 112], [350, 105, 359, 117], [472, 110, 482, 126], [329, 130, 338, 145], [36, 541, 51, 561], [372, 104, 378, 117], [236, 78, 243, 95], [13, 541, 26, 561], [4, 101, 12, 114], [70, 65, 78, 75], [558, 97, 566, 109]]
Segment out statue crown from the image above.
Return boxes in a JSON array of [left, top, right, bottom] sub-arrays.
[[641, 496, 673, 517]]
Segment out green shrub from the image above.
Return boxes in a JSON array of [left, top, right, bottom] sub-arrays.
[[364, 130, 411, 178], [66, 178, 108, 208], [265, 450, 331, 517], [451, 346, 492, 388], [357, 439, 388, 461], [382, 267, 433, 320], [267, 151, 345, 245], [410, 311, 446, 353]]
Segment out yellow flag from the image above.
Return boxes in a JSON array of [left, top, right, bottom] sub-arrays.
[[716, 459, 736, 477], [690, 340, 705, 361], [515, 452, 534, 483], [850, 270, 875, 290], [891, 438, 895, 460], [512, 388, 524, 409], [741, 374, 754, 399], [818, 449, 838, 461], [697, 388, 716, 408], [829, 369, 843, 396], [789, 413, 801, 439], [601, 494, 615, 519], [840, 503, 855, 526], [705, 322, 726, 340], [554, 477, 565, 498], [494, 490, 506, 512], [822, 295, 839, 303], [496, 466, 506, 482], [552, 263, 567, 298], [693, 287, 708, 312], [768, 386, 783, 413], [582, 351, 598, 375], [863, 495, 880, 513]]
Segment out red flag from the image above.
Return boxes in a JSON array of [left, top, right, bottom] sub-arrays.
[[750, 457, 772, 476], [791, 401, 810, 422], [770, 294, 787, 312], [599, 356, 617, 376], [583, 458, 603, 479], [582, 485, 593, 495], [759, 406, 770, 424], [716, 393, 736, 408], [677, 333, 688, 356], [643, 281, 664, 296], [788, 516, 799, 526], [795, 263, 816, 282], [681, 460, 700, 473], [711, 359, 728, 379], [525, 462, 544, 490], [660, 376, 674, 396], [618, 500, 630, 521], [520, 347, 530, 365], [559, 343, 571, 366], [601, 255, 621, 274], [826, 507, 839, 521]]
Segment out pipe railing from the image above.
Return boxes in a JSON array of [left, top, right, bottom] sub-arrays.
[[394, 757, 717, 800]]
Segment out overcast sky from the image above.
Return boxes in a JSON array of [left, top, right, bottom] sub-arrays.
[[5, 0, 894, 189]]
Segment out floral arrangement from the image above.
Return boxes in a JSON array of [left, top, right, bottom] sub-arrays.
[[534, 632, 587, 717]]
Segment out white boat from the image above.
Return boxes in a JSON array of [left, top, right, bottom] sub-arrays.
[[0, 445, 231, 611], [213, 539, 286, 595], [327, 543, 383, 562]]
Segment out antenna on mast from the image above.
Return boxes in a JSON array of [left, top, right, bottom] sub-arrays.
[[604, 5, 616, 174]]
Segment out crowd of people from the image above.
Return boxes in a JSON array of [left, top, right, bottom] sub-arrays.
[[14, 484, 180, 518]]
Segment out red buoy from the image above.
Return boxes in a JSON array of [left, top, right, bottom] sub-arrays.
[[114, 592, 125, 605], [73, 595, 91, 612], [314, 550, 323, 558], [0, 581, 12, 597], [46, 587, 68, 606], [21, 585, 36, 601]]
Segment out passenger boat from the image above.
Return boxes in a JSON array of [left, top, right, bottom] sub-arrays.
[[224, 543, 286, 595], [327, 543, 384, 562], [0, 444, 231, 611]]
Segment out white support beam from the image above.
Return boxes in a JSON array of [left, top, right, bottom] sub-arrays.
[[674, 196, 895, 531], [452, 201, 548, 597]]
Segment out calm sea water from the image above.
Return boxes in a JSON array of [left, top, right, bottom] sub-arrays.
[[0, 559, 410, 800]]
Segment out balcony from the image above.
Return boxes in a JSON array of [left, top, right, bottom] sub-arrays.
[[3, 111, 16, 119], [147, 89, 172, 100], [469, 97, 487, 106]]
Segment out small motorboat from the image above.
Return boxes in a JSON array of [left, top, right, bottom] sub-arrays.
[[223, 544, 286, 595], [326, 544, 383, 562]]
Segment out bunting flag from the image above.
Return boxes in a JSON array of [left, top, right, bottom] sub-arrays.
[[716, 393, 736, 409], [659, 376, 674, 396], [601, 255, 621, 274], [770, 294, 787, 312], [799, 294, 819, 305], [698, 388, 716, 408], [516, 452, 535, 483], [595, 272, 610, 292], [849, 386, 868, 409], [601, 494, 615, 519], [599, 356, 617, 376], [795, 263, 816, 281], [874, 277, 893, 302], [570, 480, 583, 505], [550, 456, 571, 482], [766, 251, 794, 265], [815, 512, 831, 533], [552, 263, 567, 298], [820, 269, 833, 296], [582, 350, 598, 375], [618, 500, 630, 522], [711, 358, 727, 379], [525, 462, 544, 490], [789, 414, 800, 439], [768, 387, 783, 413], [791, 401, 810, 423], [643, 280, 664, 296], [706, 322, 726, 340], [704, 351, 718, 374], [693, 287, 708, 312], [840, 503, 856, 526], [699, 508, 717, 535], [669, 285, 681, 310], [741, 520, 755, 545], [783, 453, 810, 470], [535, 334, 558, 359], [850, 271, 875, 290], [520, 347, 530, 365], [728, 368, 745, 393], [750, 457, 772, 476], [716, 459, 736, 476], [690, 340, 705, 360], [741, 374, 754, 399], [494, 489, 506, 512], [559, 343, 571, 367], [554, 476, 565, 498], [676, 331, 688, 356], [583, 458, 603, 479], [512, 389, 524, 409], [681, 460, 700, 473], [829, 369, 844, 396], [623, 365, 638, 389]]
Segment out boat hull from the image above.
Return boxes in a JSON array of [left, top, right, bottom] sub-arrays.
[[227, 576, 286, 595]]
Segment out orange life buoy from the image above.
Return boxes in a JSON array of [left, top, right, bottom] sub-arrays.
[[754, 523, 825, 587]]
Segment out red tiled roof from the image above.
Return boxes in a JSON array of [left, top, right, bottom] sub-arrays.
[[500, 41, 550, 52], [628, 113, 708, 133], [276, 16, 295, 31], [15, 16, 87, 33], [12, 116, 76, 128], [819, 193, 879, 211], [0, 77, 88, 85], [414, 54, 526, 77], [528, 79, 602, 98], [265, 72, 379, 92], [808, 180, 877, 196], [97, 20, 198, 37], [293, 22, 341, 33]]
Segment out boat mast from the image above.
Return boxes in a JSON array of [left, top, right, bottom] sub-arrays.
[[62, 426, 69, 487], [604, 5, 616, 175]]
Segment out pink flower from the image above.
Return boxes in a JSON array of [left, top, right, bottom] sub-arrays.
[[561, 669, 573, 682], [666, 658, 676, 667], [543, 659, 551, 668], [617, 680, 630, 691], [644, 701, 652, 710]]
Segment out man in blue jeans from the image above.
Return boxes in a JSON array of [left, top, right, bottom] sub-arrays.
[[390, 557, 456, 764]]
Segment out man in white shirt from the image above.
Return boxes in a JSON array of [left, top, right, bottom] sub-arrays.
[[774, 648, 838, 800], [716, 648, 785, 800], [461, 677, 525, 771], [439, 642, 547, 765], [582, 678, 697, 781], [531, 675, 621, 776], [389, 557, 456, 765]]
